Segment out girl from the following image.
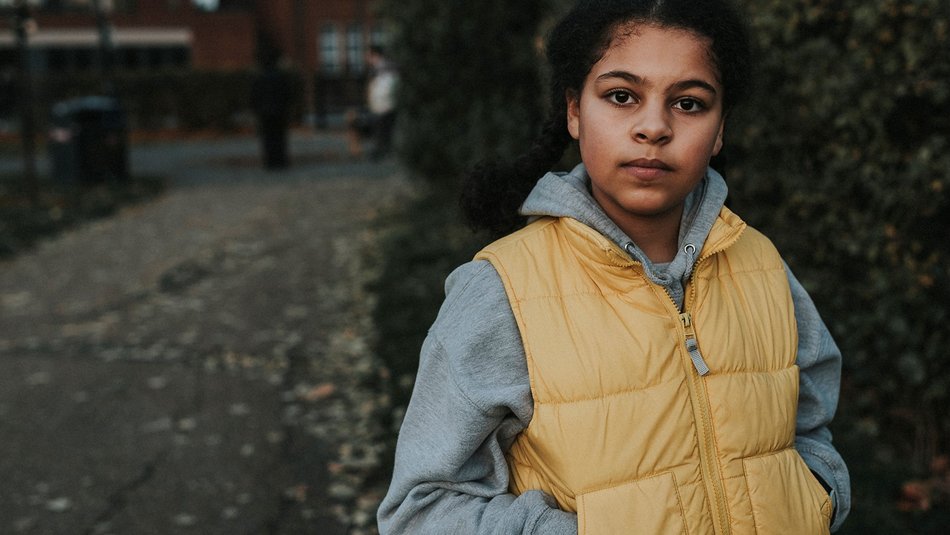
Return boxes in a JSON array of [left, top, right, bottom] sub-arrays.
[[379, 0, 851, 533]]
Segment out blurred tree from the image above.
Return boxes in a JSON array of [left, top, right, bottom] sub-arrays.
[[373, 0, 553, 185]]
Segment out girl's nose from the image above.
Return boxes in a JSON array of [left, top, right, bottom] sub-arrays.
[[632, 105, 672, 144]]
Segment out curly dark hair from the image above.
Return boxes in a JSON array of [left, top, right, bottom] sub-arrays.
[[460, 0, 752, 237]]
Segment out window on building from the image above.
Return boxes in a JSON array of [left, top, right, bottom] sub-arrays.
[[346, 24, 365, 75], [190, 0, 217, 10], [193, 0, 253, 9], [113, 0, 136, 12], [319, 23, 341, 76], [11, 0, 135, 12], [370, 24, 389, 50], [16, 0, 72, 11]]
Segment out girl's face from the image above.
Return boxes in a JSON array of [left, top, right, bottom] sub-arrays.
[[567, 24, 725, 234]]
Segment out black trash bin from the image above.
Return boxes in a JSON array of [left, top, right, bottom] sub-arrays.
[[49, 96, 129, 184]]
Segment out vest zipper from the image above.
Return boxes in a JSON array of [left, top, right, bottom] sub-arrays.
[[680, 257, 731, 535], [680, 312, 710, 376]]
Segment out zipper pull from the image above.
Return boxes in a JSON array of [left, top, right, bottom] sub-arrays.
[[680, 312, 710, 376]]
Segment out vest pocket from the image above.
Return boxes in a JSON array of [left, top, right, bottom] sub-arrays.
[[576, 472, 687, 535], [742, 448, 832, 535]]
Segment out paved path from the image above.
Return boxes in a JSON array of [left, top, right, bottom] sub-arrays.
[[0, 131, 409, 534]]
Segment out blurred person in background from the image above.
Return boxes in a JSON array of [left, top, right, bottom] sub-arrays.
[[0, 68, 16, 133], [365, 45, 398, 160], [251, 48, 293, 170]]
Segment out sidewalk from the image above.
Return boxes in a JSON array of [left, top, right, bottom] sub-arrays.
[[0, 131, 410, 534]]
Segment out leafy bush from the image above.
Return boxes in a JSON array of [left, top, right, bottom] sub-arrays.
[[374, 0, 553, 183], [723, 1, 950, 531], [370, 0, 558, 408]]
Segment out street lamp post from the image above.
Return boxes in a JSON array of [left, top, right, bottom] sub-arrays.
[[12, 0, 38, 205], [91, 0, 115, 95]]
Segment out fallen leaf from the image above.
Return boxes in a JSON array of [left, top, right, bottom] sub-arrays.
[[303, 383, 336, 401]]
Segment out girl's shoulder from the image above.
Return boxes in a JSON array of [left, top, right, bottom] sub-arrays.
[[444, 259, 502, 299], [437, 259, 508, 326], [431, 260, 529, 404], [433, 259, 520, 350], [478, 218, 559, 256]]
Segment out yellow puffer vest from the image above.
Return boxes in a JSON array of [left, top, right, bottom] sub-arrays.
[[475, 209, 832, 535]]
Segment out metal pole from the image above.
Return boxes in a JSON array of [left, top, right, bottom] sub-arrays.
[[91, 0, 115, 96], [292, 0, 314, 127], [13, 1, 38, 205]]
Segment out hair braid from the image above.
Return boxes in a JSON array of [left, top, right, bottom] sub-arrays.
[[460, 107, 572, 238]]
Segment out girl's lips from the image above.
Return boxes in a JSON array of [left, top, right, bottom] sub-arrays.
[[625, 158, 672, 170], [622, 158, 673, 180]]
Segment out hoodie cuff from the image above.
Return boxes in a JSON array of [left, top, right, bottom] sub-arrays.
[[801, 450, 843, 531], [524, 491, 577, 535]]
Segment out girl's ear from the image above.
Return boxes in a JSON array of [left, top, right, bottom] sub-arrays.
[[712, 118, 725, 156], [566, 90, 581, 140]]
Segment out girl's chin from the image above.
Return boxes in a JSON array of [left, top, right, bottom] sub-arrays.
[[616, 193, 680, 215], [604, 199, 685, 222]]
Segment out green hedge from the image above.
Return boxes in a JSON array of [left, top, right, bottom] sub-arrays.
[[375, 0, 950, 531], [31, 69, 303, 131], [726, 1, 950, 531], [375, 0, 552, 182]]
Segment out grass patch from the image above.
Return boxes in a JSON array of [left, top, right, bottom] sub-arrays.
[[0, 174, 166, 259]]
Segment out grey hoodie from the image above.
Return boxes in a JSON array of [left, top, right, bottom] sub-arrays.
[[378, 164, 851, 534]]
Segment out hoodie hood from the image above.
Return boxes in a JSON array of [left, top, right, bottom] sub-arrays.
[[519, 163, 729, 309]]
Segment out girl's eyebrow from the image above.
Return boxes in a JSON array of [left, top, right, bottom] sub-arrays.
[[595, 70, 718, 95], [671, 79, 718, 95], [595, 70, 644, 85]]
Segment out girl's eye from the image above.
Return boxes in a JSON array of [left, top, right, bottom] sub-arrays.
[[674, 98, 704, 112], [607, 91, 634, 105]]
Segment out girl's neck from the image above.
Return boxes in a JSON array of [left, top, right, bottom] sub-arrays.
[[615, 207, 684, 264]]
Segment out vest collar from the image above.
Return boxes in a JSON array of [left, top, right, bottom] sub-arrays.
[[700, 206, 747, 260], [556, 207, 747, 270]]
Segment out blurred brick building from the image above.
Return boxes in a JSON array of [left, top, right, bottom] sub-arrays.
[[0, 0, 385, 123], [0, 0, 383, 71]]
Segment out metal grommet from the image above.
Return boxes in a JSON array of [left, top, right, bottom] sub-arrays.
[[684, 244, 697, 255]]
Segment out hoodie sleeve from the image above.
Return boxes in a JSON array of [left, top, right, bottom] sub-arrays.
[[377, 260, 578, 535], [786, 264, 852, 532]]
